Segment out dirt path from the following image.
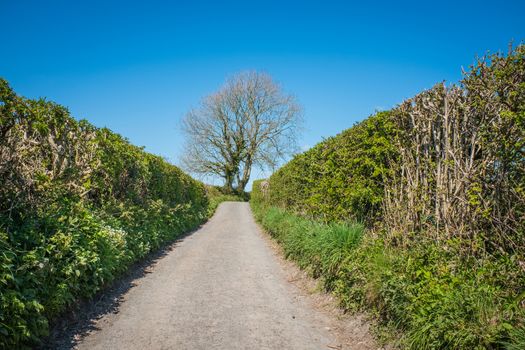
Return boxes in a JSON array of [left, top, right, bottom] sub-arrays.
[[60, 202, 378, 350]]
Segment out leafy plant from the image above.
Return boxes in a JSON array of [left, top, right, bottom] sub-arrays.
[[0, 79, 211, 348], [251, 44, 525, 349]]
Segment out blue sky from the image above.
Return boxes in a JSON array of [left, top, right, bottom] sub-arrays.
[[2, 0, 524, 188]]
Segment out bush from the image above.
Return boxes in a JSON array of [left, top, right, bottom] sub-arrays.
[[385, 46, 525, 252], [267, 111, 397, 224], [252, 44, 525, 349], [0, 79, 209, 348]]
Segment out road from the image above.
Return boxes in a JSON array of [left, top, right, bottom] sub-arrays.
[[73, 202, 354, 349]]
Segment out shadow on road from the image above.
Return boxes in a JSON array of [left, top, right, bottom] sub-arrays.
[[39, 226, 202, 350]]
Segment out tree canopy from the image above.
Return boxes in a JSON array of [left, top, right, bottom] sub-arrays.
[[181, 72, 302, 192]]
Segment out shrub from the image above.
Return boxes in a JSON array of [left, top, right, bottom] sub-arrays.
[[252, 44, 525, 349], [385, 45, 525, 253], [0, 79, 209, 348], [267, 111, 397, 224]]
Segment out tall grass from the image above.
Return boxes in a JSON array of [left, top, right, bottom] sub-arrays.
[[254, 203, 364, 291], [251, 200, 524, 349]]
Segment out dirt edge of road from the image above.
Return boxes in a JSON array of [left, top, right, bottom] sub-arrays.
[[255, 218, 392, 350]]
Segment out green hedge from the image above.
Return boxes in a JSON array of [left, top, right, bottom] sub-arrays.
[[251, 44, 525, 349], [263, 45, 524, 250], [268, 111, 397, 224], [0, 79, 208, 348]]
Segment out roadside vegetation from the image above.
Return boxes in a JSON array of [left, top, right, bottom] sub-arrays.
[[251, 44, 525, 349], [0, 80, 238, 348]]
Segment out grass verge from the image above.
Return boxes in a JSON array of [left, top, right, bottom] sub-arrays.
[[251, 200, 525, 350]]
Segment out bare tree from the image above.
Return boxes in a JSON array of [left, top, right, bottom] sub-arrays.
[[181, 72, 302, 193]]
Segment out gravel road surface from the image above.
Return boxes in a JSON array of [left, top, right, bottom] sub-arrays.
[[73, 202, 354, 349]]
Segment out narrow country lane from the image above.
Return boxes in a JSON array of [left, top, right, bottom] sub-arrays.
[[72, 202, 341, 350]]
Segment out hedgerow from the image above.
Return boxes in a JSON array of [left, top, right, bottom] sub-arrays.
[[0, 79, 209, 348], [268, 111, 397, 224], [251, 44, 525, 349]]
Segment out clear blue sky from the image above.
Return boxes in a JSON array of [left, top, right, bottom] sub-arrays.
[[2, 0, 524, 188]]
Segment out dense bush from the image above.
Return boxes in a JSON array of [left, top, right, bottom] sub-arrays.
[[268, 111, 397, 224], [265, 45, 525, 253], [252, 44, 525, 349], [385, 47, 525, 253], [0, 79, 209, 348]]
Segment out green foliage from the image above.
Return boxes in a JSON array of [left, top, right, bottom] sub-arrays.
[[339, 241, 523, 349], [267, 111, 397, 223], [251, 200, 364, 289], [252, 44, 525, 349], [505, 326, 525, 350], [0, 79, 209, 348], [251, 202, 525, 349]]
